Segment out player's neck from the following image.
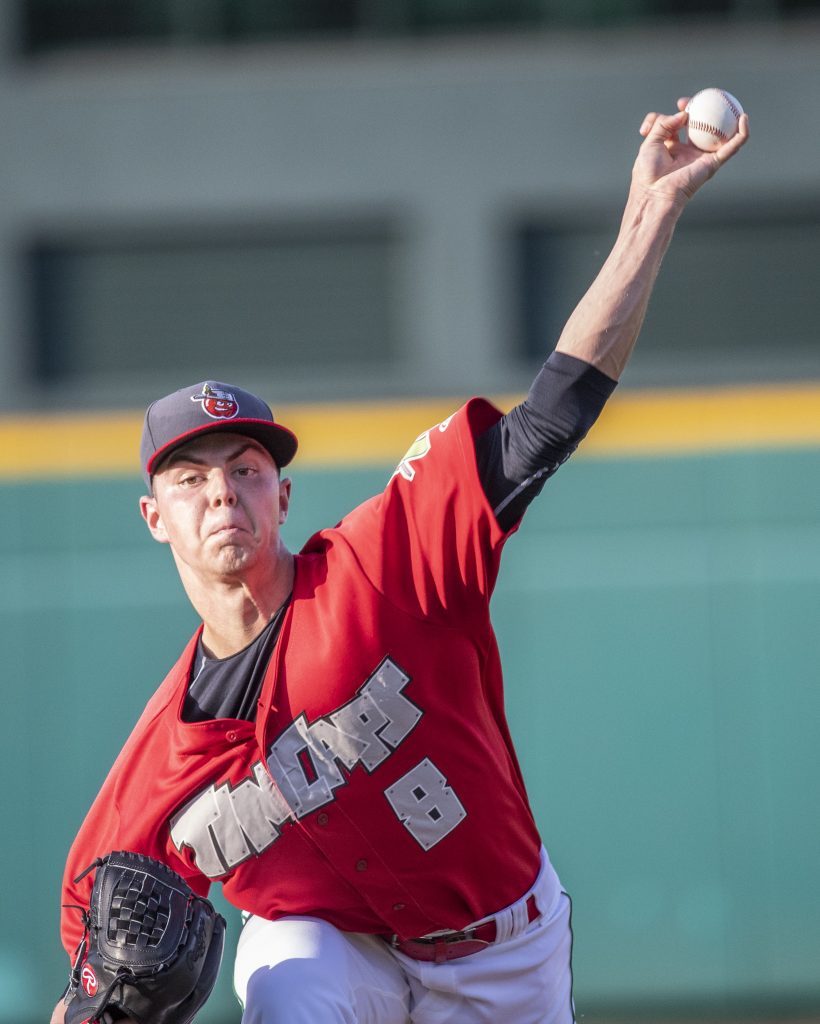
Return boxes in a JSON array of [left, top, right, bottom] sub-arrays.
[[184, 548, 295, 658]]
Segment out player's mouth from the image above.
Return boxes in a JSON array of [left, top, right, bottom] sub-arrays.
[[208, 523, 248, 538]]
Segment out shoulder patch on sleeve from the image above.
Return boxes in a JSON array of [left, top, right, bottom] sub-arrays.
[[392, 415, 454, 482]]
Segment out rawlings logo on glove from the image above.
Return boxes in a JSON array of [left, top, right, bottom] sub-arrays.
[[63, 850, 225, 1024]]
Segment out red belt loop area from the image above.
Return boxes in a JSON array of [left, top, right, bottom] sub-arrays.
[[391, 893, 540, 962]]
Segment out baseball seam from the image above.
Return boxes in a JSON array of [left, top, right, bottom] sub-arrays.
[[717, 90, 742, 119], [688, 119, 728, 140]]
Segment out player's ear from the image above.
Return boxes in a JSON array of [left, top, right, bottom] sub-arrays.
[[278, 476, 292, 525], [139, 493, 171, 544]]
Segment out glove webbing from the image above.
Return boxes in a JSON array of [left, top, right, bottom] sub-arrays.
[[65, 856, 188, 1021]]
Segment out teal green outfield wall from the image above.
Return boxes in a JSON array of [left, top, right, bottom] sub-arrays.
[[3, 449, 819, 1022]]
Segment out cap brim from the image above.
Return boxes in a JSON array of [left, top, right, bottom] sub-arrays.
[[146, 418, 298, 481]]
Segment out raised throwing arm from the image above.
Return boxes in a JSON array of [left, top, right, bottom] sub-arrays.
[[555, 99, 749, 381]]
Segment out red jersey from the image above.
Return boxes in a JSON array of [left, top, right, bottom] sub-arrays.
[[60, 398, 551, 960]]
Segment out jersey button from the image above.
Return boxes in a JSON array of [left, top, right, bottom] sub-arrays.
[[225, 730, 237, 742], [392, 903, 406, 912], [317, 813, 329, 826], [355, 859, 368, 872]]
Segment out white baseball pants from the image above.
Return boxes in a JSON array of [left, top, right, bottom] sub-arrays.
[[233, 852, 575, 1024]]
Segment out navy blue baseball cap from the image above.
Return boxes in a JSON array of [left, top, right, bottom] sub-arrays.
[[140, 380, 298, 487]]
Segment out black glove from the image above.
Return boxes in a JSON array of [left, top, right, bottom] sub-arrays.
[[63, 850, 226, 1024]]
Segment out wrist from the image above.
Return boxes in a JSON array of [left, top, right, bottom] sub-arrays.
[[618, 183, 685, 254], [626, 179, 688, 219]]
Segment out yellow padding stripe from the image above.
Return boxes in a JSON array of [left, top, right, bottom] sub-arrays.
[[581, 383, 820, 456], [2, 384, 820, 480]]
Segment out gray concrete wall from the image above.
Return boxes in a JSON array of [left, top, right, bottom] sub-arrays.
[[0, 18, 818, 408]]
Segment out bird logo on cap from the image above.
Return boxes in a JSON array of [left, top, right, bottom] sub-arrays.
[[191, 383, 240, 420]]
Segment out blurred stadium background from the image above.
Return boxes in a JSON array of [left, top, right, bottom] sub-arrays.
[[1, 2, 819, 1022]]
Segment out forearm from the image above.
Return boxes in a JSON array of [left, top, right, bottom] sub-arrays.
[[555, 186, 682, 381]]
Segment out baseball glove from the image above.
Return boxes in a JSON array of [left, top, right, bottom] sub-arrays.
[[63, 850, 226, 1024]]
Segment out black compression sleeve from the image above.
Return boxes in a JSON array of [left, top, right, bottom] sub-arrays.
[[476, 351, 617, 531]]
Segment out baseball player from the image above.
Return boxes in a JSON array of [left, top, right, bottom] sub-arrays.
[[52, 102, 748, 1024]]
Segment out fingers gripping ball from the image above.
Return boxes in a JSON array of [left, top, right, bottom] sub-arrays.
[[63, 850, 226, 1024], [685, 88, 744, 151]]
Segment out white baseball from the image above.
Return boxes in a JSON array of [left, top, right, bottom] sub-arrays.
[[685, 88, 744, 152]]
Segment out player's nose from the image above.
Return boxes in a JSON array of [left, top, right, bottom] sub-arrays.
[[207, 468, 237, 507]]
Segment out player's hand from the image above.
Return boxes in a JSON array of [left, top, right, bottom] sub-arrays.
[[632, 97, 749, 205]]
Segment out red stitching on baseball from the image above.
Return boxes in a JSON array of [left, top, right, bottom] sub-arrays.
[[717, 90, 742, 119], [689, 119, 728, 140]]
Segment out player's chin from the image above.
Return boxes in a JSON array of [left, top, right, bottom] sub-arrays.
[[208, 539, 258, 573]]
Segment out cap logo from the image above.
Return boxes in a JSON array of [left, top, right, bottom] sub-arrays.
[[191, 383, 239, 421]]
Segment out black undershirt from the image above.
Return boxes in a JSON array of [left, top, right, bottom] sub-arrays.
[[182, 351, 616, 724], [183, 602, 288, 723], [481, 351, 616, 531]]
